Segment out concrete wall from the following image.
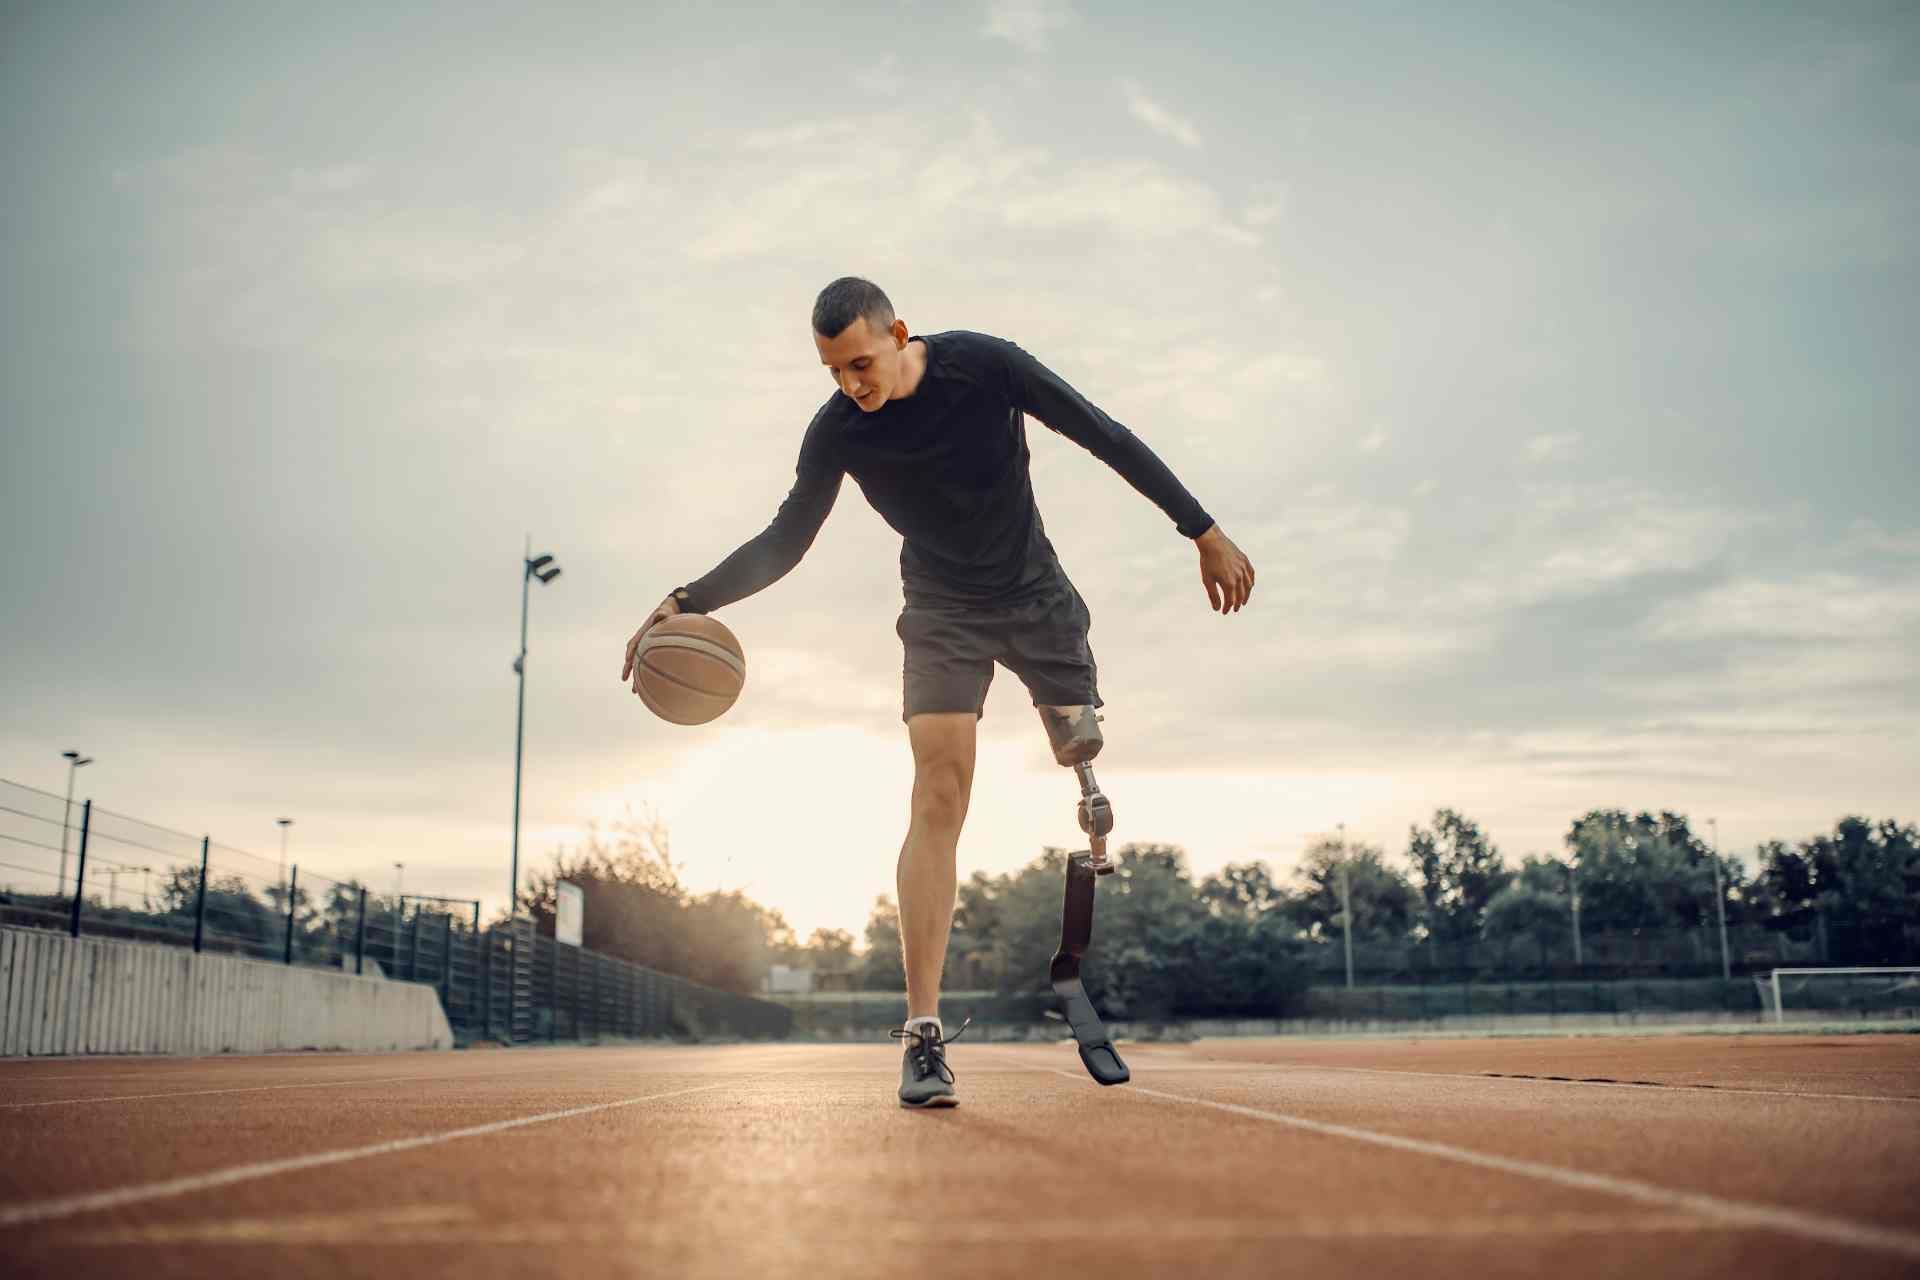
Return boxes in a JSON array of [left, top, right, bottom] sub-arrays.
[[0, 926, 453, 1057]]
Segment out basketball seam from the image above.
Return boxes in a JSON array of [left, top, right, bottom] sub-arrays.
[[642, 635, 745, 673], [638, 659, 739, 699]]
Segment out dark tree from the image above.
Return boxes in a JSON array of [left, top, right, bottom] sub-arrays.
[[1564, 809, 1721, 932], [860, 895, 907, 991], [1407, 809, 1512, 947], [1199, 860, 1289, 919], [1287, 836, 1419, 945], [1759, 817, 1920, 964]]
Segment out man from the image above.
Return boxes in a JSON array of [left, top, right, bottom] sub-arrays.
[[622, 277, 1254, 1108]]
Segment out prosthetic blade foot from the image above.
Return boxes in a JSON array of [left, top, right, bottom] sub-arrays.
[[1050, 852, 1130, 1086]]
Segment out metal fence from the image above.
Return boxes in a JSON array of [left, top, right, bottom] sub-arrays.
[[1301, 916, 1909, 983], [0, 777, 790, 1045]]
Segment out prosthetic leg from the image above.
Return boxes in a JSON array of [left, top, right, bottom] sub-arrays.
[[1037, 706, 1131, 1086]]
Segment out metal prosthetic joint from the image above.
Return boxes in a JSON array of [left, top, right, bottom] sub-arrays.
[[1038, 704, 1115, 874], [1073, 762, 1114, 875]]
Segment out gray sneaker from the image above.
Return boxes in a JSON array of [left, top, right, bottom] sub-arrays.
[[891, 1018, 970, 1109]]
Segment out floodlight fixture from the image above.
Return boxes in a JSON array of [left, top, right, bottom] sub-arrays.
[[59, 750, 94, 896]]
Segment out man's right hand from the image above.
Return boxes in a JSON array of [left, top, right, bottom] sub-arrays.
[[621, 593, 683, 693], [1195, 524, 1255, 614]]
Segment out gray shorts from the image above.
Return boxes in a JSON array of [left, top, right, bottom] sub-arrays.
[[896, 579, 1103, 721]]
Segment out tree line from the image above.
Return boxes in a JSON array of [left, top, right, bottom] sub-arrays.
[[517, 808, 1916, 1011]]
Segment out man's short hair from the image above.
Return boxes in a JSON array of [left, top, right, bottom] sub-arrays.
[[812, 277, 895, 339]]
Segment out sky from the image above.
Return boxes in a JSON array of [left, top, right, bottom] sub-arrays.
[[3, 0, 1916, 940]]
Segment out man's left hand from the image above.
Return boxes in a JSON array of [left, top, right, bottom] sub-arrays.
[[1195, 524, 1254, 614]]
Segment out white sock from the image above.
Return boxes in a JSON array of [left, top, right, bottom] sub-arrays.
[[903, 1015, 942, 1040]]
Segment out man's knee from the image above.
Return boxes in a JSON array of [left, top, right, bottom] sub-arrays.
[[1038, 704, 1103, 766], [910, 759, 971, 831], [905, 711, 976, 832]]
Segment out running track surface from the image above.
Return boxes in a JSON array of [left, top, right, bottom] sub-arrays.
[[2, 1034, 1917, 1279]]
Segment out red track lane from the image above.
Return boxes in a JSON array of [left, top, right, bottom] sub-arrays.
[[1, 1034, 1916, 1279]]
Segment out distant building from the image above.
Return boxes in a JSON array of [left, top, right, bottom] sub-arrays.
[[765, 964, 814, 995]]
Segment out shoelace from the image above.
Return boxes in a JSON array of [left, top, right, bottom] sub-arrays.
[[889, 1016, 972, 1085]]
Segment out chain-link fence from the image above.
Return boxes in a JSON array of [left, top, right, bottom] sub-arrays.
[[1303, 916, 1906, 984], [0, 777, 458, 970], [0, 776, 792, 1046]]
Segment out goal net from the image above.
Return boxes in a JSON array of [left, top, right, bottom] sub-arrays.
[[1757, 967, 1920, 1024]]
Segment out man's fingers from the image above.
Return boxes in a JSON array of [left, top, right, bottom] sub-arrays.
[[1205, 576, 1222, 612]]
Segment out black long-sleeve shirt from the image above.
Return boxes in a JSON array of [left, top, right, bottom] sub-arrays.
[[676, 330, 1213, 613]]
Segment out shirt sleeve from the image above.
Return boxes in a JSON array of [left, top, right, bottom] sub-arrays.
[[676, 413, 844, 614], [1002, 339, 1215, 539]]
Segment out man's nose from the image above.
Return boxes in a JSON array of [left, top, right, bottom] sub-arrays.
[[842, 372, 864, 396]]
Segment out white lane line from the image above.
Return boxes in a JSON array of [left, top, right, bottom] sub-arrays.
[[1115, 1054, 1920, 1104], [1034, 1066, 1920, 1262], [0, 1081, 728, 1229]]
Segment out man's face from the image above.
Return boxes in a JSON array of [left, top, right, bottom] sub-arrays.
[[815, 314, 906, 412]]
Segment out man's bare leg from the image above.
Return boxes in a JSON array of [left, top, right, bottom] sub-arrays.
[[899, 711, 977, 1020]]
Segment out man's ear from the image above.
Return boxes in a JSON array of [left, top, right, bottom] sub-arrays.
[[890, 317, 910, 348]]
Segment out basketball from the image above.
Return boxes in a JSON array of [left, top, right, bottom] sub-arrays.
[[633, 613, 746, 725]]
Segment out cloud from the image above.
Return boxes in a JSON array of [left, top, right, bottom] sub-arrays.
[[1359, 428, 1388, 453], [1524, 432, 1580, 462], [1643, 570, 1920, 645], [288, 163, 371, 195], [854, 54, 906, 98], [1439, 483, 1746, 616], [1001, 160, 1260, 246], [983, 0, 1074, 52], [1242, 181, 1286, 228], [1123, 80, 1202, 148]]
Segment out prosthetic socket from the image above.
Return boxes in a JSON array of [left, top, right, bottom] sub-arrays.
[[1037, 704, 1130, 1086]]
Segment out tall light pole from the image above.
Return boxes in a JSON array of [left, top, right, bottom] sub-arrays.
[[1709, 818, 1731, 981], [511, 538, 563, 920], [393, 861, 405, 976], [276, 818, 294, 897], [1337, 822, 1355, 990], [58, 750, 93, 896], [1568, 859, 1583, 967]]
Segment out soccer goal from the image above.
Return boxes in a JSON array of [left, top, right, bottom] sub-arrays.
[[1757, 967, 1920, 1024]]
